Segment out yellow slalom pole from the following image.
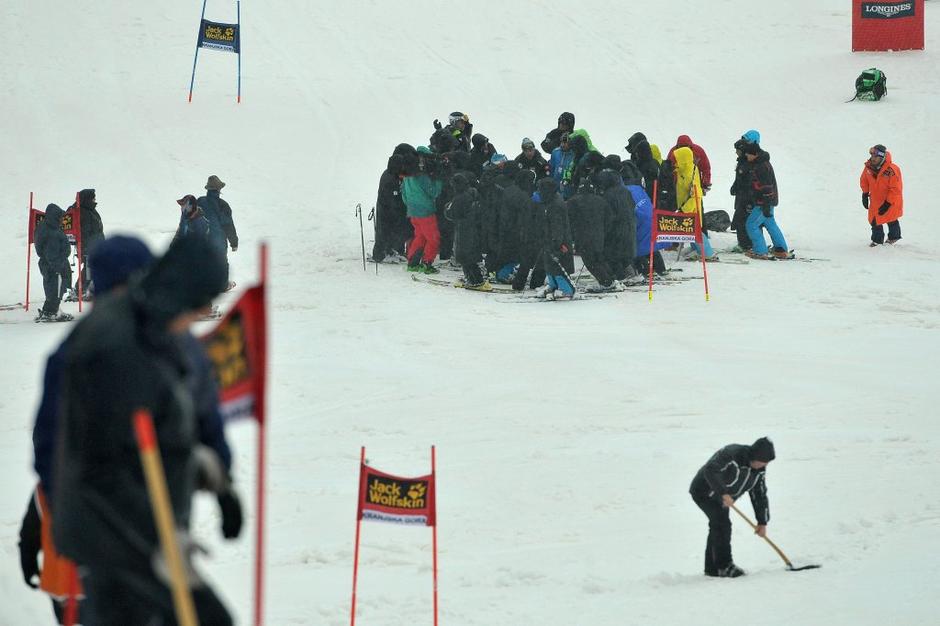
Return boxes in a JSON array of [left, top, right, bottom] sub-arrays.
[[133, 409, 200, 626]]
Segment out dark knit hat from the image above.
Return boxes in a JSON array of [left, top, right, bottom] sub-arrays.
[[471, 133, 489, 149], [89, 235, 154, 295], [558, 112, 575, 129], [139, 236, 227, 321], [205, 175, 226, 191], [751, 437, 776, 462]]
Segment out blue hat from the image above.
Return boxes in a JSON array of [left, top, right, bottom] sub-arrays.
[[743, 129, 761, 144], [89, 235, 154, 295], [490, 153, 508, 165]]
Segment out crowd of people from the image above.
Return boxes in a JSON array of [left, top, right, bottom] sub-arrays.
[[372, 111, 906, 296], [371, 111, 785, 297], [33, 176, 239, 323]]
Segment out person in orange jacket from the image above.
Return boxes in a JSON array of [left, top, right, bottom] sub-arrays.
[[860, 144, 903, 246]]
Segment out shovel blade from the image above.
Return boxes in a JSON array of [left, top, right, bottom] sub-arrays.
[[787, 564, 821, 571]]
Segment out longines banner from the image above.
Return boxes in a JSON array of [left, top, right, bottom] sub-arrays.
[[852, 0, 924, 51]]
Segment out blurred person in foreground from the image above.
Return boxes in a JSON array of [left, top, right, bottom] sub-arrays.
[[52, 236, 239, 625]]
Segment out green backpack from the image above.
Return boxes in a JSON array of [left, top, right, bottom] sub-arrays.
[[849, 68, 887, 102]]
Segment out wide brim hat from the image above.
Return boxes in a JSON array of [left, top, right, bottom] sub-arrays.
[[205, 175, 226, 191]]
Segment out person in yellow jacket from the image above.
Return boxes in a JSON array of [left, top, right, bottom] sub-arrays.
[[19, 484, 84, 624], [673, 147, 717, 260], [860, 144, 903, 246]]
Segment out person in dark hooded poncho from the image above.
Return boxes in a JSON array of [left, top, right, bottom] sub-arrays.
[[371, 153, 411, 262], [34, 204, 74, 322], [444, 173, 489, 290], [689, 437, 776, 579], [53, 236, 234, 626], [65, 189, 104, 299]]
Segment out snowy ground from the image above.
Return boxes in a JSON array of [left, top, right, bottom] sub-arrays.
[[1, 1, 939, 624]]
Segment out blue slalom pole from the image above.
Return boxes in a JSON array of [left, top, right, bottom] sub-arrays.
[[236, 0, 242, 103], [188, 0, 209, 102]]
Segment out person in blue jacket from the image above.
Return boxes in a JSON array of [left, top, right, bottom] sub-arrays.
[[622, 162, 668, 276], [548, 133, 576, 199]]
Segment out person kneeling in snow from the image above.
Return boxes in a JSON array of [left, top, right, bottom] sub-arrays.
[[689, 437, 775, 578]]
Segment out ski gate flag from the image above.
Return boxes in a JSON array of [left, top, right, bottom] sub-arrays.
[[200, 281, 267, 423], [648, 208, 710, 302], [199, 243, 268, 626], [25, 192, 85, 312], [188, 0, 243, 102], [357, 464, 436, 526], [350, 447, 439, 626]]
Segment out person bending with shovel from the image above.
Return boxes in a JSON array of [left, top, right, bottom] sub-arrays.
[[689, 437, 776, 578]]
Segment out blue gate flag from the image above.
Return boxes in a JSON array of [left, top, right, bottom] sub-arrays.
[[198, 19, 240, 53]]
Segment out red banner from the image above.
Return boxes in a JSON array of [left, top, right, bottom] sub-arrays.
[[200, 283, 267, 423], [28, 208, 78, 244], [357, 464, 436, 526], [652, 209, 702, 244], [852, 0, 924, 51]]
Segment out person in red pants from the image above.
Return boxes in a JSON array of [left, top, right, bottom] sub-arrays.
[[402, 146, 444, 273]]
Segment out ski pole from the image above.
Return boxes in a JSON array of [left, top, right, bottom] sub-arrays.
[[729, 503, 820, 571], [368, 206, 377, 275], [355, 203, 366, 271]]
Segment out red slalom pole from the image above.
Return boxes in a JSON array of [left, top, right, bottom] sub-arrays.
[[431, 446, 439, 626], [26, 192, 34, 311], [350, 447, 365, 626], [254, 243, 269, 626], [648, 181, 659, 302]]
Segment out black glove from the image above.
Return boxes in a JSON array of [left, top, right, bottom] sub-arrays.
[[862, 192, 869, 210], [877, 201, 890, 216], [761, 206, 773, 218], [19, 548, 39, 589], [217, 489, 243, 539], [433, 119, 442, 131]]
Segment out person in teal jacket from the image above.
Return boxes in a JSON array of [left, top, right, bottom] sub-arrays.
[[402, 146, 444, 273]]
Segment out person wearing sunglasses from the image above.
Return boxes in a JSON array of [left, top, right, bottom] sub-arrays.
[[860, 144, 903, 246]]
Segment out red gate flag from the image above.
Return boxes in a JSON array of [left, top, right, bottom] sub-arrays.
[[648, 208, 710, 302], [852, 0, 924, 51], [652, 210, 701, 244], [350, 447, 439, 626], [26, 197, 83, 312], [200, 282, 267, 424], [357, 464, 436, 526]]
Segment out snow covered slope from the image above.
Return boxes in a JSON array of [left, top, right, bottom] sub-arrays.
[[1, 1, 939, 624]]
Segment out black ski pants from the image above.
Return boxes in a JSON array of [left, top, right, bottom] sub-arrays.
[[579, 248, 613, 287], [82, 567, 232, 626], [871, 219, 901, 244], [731, 198, 752, 250], [511, 248, 546, 291], [692, 494, 733, 575], [40, 259, 70, 315]]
